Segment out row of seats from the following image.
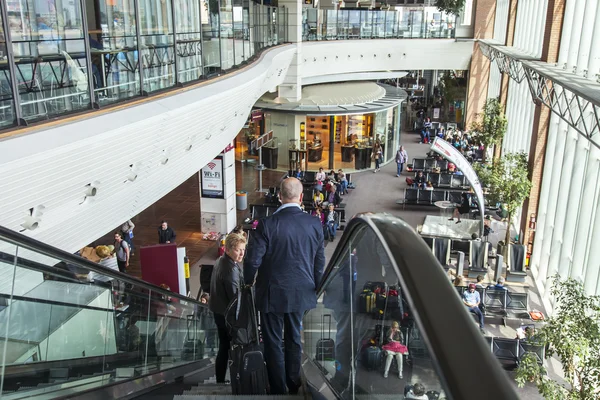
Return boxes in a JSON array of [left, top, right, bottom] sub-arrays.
[[423, 238, 489, 272], [455, 286, 530, 322], [484, 335, 545, 368], [287, 170, 353, 186], [408, 158, 449, 172], [400, 188, 467, 207], [413, 171, 470, 190]]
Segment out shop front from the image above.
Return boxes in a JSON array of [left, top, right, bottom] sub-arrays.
[[254, 82, 406, 173]]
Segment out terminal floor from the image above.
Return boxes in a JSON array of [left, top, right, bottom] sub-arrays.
[[91, 131, 561, 398]]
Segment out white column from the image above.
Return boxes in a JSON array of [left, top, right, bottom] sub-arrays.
[[586, 4, 600, 80], [576, 0, 598, 77], [585, 192, 600, 295], [557, 132, 587, 277], [571, 147, 600, 281], [278, 0, 302, 102], [199, 149, 237, 235], [566, 0, 586, 72]]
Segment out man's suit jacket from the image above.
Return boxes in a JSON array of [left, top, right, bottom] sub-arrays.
[[244, 206, 326, 314]]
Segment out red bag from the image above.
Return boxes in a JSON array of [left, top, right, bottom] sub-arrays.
[[406, 178, 414, 185], [388, 289, 398, 297]]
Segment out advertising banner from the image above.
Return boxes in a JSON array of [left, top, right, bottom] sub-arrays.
[[201, 157, 224, 198], [430, 137, 485, 236]]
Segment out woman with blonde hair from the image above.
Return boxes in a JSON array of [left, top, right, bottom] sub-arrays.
[[209, 232, 248, 383], [453, 275, 466, 287], [381, 321, 408, 378]]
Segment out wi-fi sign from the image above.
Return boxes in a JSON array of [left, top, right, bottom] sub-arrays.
[[207, 162, 216, 170]]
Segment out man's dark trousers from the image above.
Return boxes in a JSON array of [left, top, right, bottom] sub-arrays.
[[261, 311, 303, 394]]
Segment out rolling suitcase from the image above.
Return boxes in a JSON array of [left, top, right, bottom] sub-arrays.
[[362, 346, 381, 371], [363, 281, 388, 294], [359, 290, 376, 313], [315, 314, 335, 362], [226, 286, 269, 395], [230, 343, 269, 395]]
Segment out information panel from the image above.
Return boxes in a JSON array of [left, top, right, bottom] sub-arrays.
[[201, 156, 224, 198]]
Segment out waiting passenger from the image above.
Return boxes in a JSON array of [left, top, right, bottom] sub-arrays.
[[462, 283, 485, 334], [475, 275, 485, 289], [337, 169, 348, 194], [315, 167, 326, 183], [158, 220, 177, 244], [209, 233, 247, 383], [489, 276, 508, 291], [453, 275, 466, 287], [413, 171, 426, 189], [311, 206, 325, 226], [294, 167, 304, 180], [312, 189, 324, 208], [324, 184, 341, 207], [405, 382, 428, 399], [324, 203, 339, 242], [424, 181, 434, 190], [382, 321, 408, 379]]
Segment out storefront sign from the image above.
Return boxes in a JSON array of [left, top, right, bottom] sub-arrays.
[[430, 137, 485, 236], [201, 157, 224, 198], [224, 142, 235, 153], [251, 109, 263, 122]]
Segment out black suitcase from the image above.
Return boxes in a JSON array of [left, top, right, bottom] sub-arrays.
[[229, 343, 269, 395], [362, 346, 381, 371], [315, 314, 335, 362], [226, 286, 269, 395]]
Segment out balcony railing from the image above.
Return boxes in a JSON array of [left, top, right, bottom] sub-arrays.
[[302, 8, 456, 41], [0, 0, 287, 132]]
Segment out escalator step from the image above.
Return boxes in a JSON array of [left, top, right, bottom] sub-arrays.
[[183, 384, 232, 395]]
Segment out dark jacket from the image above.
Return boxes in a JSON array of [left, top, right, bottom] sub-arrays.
[[209, 254, 242, 315], [244, 205, 326, 313], [158, 227, 176, 243]]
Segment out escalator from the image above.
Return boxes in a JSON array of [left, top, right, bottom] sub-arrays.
[[0, 214, 517, 400]]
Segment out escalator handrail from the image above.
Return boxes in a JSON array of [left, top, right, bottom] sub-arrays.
[[0, 225, 207, 308], [317, 213, 518, 400]]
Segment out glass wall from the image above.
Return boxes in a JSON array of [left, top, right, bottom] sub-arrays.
[[303, 225, 451, 397], [302, 7, 456, 41], [266, 106, 401, 173], [0, 0, 286, 130], [0, 10, 16, 127]]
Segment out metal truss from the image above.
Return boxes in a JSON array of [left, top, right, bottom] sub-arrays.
[[479, 41, 526, 83], [523, 65, 600, 150]]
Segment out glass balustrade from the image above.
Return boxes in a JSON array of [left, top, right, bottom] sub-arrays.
[[0, 237, 216, 399], [0, 0, 287, 130], [302, 8, 456, 41]]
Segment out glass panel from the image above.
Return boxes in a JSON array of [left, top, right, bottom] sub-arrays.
[[348, 10, 360, 39], [360, 10, 370, 38], [9, 0, 91, 121], [139, 0, 175, 93], [175, 0, 204, 84], [202, 0, 221, 76], [303, 226, 451, 398], [87, 0, 141, 105], [243, 7, 252, 60], [233, 4, 245, 64], [0, 238, 216, 397], [326, 10, 337, 40], [219, 0, 234, 70], [0, 10, 15, 128]]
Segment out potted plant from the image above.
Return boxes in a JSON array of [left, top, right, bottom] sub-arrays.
[[470, 98, 508, 162], [515, 276, 600, 399]]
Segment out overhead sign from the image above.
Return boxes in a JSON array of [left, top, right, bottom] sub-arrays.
[[251, 130, 274, 150], [201, 157, 224, 198], [430, 137, 485, 236]]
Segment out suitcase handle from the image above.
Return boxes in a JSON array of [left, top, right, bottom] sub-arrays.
[[321, 314, 332, 340]]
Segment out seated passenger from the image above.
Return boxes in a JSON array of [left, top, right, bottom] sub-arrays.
[[382, 321, 408, 379], [337, 169, 348, 194], [405, 383, 428, 399], [311, 206, 325, 225], [462, 283, 485, 334], [324, 185, 341, 207], [424, 181, 434, 190], [324, 203, 338, 242], [475, 275, 485, 289], [312, 189, 324, 208], [453, 275, 466, 287], [413, 171, 426, 189], [315, 167, 326, 183], [294, 167, 304, 180], [488, 276, 508, 291], [516, 325, 535, 340]]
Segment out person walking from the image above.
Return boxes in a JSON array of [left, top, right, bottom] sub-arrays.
[[158, 221, 176, 244], [395, 145, 408, 177], [244, 178, 326, 395], [209, 233, 247, 383], [372, 141, 383, 172]]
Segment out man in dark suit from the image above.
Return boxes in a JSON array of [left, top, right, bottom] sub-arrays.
[[244, 177, 325, 394]]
